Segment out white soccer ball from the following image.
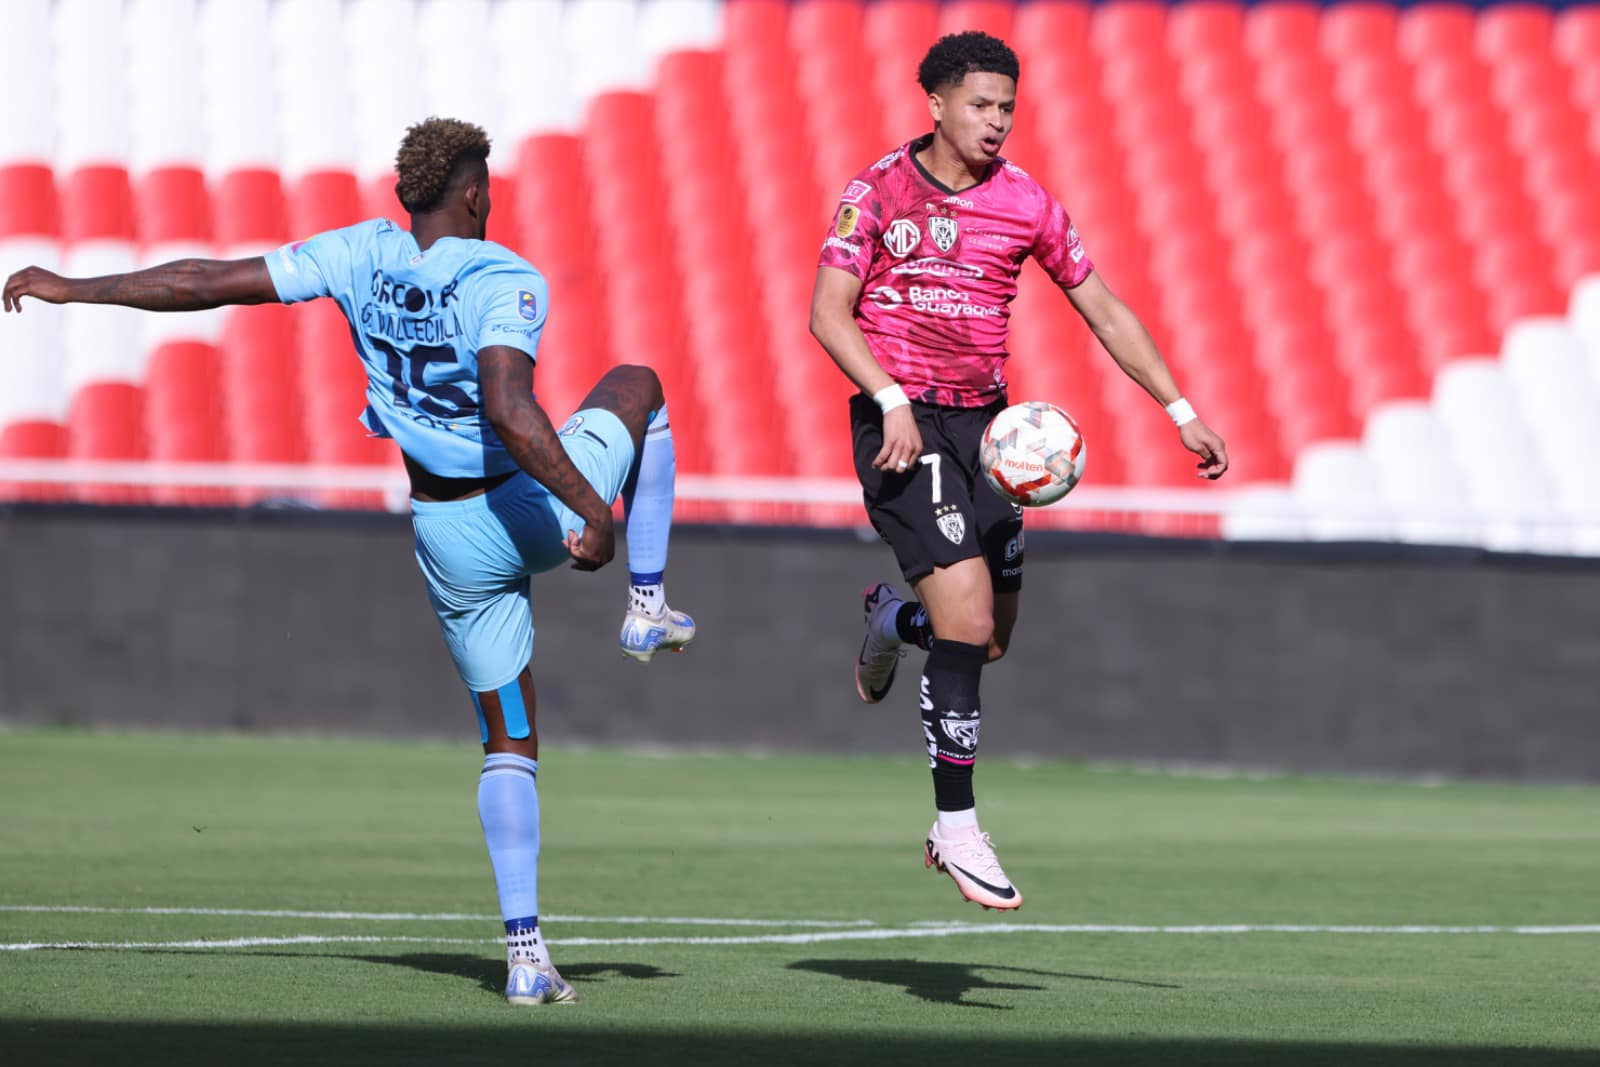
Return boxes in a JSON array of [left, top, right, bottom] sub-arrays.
[[979, 401, 1087, 507]]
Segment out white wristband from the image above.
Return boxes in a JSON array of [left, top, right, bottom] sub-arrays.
[[874, 383, 910, 414], [1166, 397, 1197, 427]]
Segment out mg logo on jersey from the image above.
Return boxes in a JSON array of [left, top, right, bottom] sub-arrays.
[[928, 215, 958, 253], [884, 218, 921, 257]]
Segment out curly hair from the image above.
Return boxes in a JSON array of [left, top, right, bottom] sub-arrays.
[[394, 117, 492, 214], [917, 31, 1020, 93]]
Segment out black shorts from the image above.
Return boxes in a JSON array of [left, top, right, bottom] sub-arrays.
[[850, 394, 1025, 593]]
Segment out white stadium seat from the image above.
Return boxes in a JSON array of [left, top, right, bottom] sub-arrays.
[[2, 0, 55, 163], [271, 0, 357, 176], [61, 244, 145, 389], [127, 0, 205, 171], [1431, 358, 1569, 553], [493, 0, 576, 139], [1500, 317, 1600, 546], [418, 0, 500, 147], [1361, 401, 1477, 545], [1568, 273, 1600, 377], [1292, 442, 1395, 541], [200, 0, 279, 172], [53, 0, 130, 170], [1220, 485, 1308, 541], [564, 0, 646, 100], [345, 0, 423, 179], [0, 238, 68, 427]]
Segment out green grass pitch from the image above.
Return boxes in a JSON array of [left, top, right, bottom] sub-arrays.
[[2, 728, 1598, 1066]]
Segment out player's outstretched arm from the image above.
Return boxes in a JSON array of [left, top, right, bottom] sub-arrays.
[[809, 266, 923, 473], [479, 345, 615, 570], [2, 258, 278, 314], [1065, 272, 1229, 480]]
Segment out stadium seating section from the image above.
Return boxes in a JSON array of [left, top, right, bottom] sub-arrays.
[[2, 0, 1599, 547]]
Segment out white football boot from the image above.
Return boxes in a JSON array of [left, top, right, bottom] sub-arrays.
[[505, 959, 579, 1005], [924, 821, 1023, 910], [620, 603, 696, 662], [855, 582, 907, 704]]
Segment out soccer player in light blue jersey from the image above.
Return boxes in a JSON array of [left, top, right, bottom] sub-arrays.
[[3, 117, 695, 1005]]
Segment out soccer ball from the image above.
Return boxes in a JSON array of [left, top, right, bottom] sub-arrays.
[[979, 401, 1087, 507]]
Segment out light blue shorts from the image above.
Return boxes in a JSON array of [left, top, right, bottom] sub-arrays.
[[410, 408, 636, 694]]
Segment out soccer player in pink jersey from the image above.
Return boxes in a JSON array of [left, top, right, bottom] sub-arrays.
[[810, 32, 1228, 910]]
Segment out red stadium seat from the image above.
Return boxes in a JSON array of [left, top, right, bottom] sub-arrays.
[[1243, 1, 1321, 60], [135, 167, 211, 245], [864, 0, 938, 55], [1554, 5, 1600, 68], [144, 340, 229, 506], [940, 0, 1015, 39], [1476, 3, 1553, 62], [362, 176, 404, 224], [1090, 0, 1168, 58], [789, 0, 865, 51], [1319, 2, 1399, 61], [0, 421, 69, 502], [1412, 54, 1491, 108], [219, 304, 304, 467], [287, 171, 362, 239], [1167, 1, 1245, 59], [1397, 3, 1477, 62], [60, 166, 135, 243], [1491, 58, 1572, 112], [1014, 1, 1092, 86], [1334, 53, 1413, 110], [214, 169, 287, 248], [0, 164, 58, 239], [67, 381, 148, 504], [724, 0, 789, 57]]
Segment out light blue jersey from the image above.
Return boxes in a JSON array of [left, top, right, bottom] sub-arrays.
[[265, 218, 547, 478]]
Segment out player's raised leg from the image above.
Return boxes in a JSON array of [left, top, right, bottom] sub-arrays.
[[913, 558, 1022, 910], [566, 364, 695, 662], [472, 669, 578, 1005]]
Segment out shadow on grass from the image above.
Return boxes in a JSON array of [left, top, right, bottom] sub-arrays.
[[2, 1021, 1595, 1067], [136, 950, 682, 996], [789, 957, 1179, 1009]]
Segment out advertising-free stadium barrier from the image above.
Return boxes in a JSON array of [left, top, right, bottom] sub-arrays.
[[2, 505, 1594, 783]]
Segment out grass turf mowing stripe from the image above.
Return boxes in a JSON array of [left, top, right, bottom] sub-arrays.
[[0, 905, 873, 927], [7, 922, 1600, 952]]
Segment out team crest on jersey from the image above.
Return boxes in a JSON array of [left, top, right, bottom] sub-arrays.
[[518, 290, 538, 321], [928, 215, 958, 253], [884, 218, 921, 258], [836, 205, 860, 239], [935, 504, 966, 545]]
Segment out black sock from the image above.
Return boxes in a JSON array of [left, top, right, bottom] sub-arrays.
[[894, 601, 934, 650], [919, 638, 986, 812]]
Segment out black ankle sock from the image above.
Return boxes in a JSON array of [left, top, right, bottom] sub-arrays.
[[894, 601, 934, 651]]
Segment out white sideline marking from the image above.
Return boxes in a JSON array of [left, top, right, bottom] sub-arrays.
[[4, 923, 1599, 952], [0, 905, 871, 927]]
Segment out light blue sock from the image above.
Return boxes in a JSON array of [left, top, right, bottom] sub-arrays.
[[477, 753, 540, 927], [623, 404, 674, 605]]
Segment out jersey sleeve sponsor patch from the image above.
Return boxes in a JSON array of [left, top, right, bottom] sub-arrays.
[[841, 180, 872, 204], [518, 289, 538, 321], [836, 205, 861, 238]]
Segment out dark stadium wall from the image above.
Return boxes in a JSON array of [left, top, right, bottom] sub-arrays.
[[1, 507, 1596, 783]]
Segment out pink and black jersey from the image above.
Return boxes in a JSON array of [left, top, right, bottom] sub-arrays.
[[818, 134, 1094, 408]]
